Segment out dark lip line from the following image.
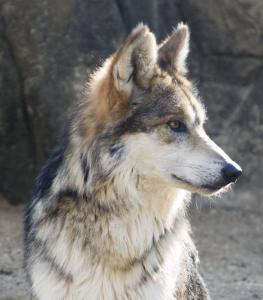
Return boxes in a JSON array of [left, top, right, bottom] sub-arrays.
[[171, 174, 223, 191], [200, 183, 224, 190], [171, 174, 193, 186]]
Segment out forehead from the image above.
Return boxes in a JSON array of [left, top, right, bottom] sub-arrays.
[[112, 72, 206, 137], [133, 72, 206, 127]]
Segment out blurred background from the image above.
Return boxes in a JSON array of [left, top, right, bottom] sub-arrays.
[[0, 0, 262, 299]]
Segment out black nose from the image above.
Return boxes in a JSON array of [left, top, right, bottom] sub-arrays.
[[222, 163, 242, 184]]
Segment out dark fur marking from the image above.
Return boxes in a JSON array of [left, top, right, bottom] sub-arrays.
[[153, 265, 159, 273], [56, 187, 113, 215], [81, 155, 90, 183], [35, 238, 73, 283], [57, 189, 80, 200], [33, 132, 68, 199], [109, 144, 121, 155], [109, 143, 123, 159], [141, 263, 152, 279], [56, 189, 91, 205]]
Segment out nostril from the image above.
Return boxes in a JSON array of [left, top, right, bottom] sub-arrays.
[[222, 163, 242, 183]]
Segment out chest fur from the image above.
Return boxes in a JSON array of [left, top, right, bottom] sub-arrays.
[[31, 189, 190, 299]]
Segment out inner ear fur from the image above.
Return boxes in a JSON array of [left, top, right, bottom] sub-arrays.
[[158, 23, 190, 74], [112, 24, 158, 96]]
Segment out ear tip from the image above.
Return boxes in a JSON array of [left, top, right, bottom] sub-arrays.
[[132, 22, 150, 36], [131, 23, 157, 49], [175, 22, 190, 37]]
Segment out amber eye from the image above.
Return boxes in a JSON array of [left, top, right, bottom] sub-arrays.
[[168, 121, 180, 129], [167, 120, 187, 133]]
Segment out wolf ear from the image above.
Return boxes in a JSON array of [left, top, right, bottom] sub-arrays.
[[113, 24, 157, 95], [158, 23, 190, 74]]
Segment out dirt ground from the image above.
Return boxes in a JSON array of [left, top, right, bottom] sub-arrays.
[[0, 190, 262, 300]]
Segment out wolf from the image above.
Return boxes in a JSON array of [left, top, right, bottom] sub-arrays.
[[24, 23, 242, 300]]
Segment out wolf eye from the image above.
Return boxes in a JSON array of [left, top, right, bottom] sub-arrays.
[[168, 120, 187, 132]]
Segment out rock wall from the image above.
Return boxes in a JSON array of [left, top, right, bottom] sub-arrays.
[[0, 0, 262, 203]]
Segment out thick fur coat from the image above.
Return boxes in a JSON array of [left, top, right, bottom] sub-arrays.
[[24, 23, 241, 300]]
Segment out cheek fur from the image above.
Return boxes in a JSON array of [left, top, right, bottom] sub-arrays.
[[121, 132, 184, 183], [153, 125, 188, 146], [154, 126, 175, 144], [119, 130, 229, 192]]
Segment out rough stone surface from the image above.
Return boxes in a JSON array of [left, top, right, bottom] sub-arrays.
[[192, 194, 263, 300], [0, 199, 28, 300]]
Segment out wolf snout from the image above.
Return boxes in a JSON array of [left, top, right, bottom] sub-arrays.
[[221, 162, 242, 184]]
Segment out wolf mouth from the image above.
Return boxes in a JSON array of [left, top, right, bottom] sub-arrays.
[[171, 174, 225, 191], [171, 174, 193, 186]]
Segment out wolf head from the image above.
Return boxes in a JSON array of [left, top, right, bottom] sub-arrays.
[[76, 23, 242, 196]]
